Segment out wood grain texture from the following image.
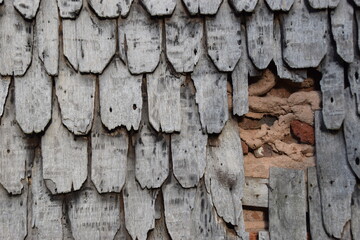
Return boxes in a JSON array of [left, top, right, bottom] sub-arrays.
[[135, 104, 169, 189], [0, 184, 27, 239], [67, 187, 121, 240], [147, 55, 183, 133], [30, 148, 63, 240], [228, 0, 258, 12], [118, 3, 161, 74], [42, 97, 88, 194], [205, 119, 245, 225], [0, 0, 33, 76], [36, 0, 59, 76], [315, 111, 356, 238], [171, 82, 208, 188], [182, 0, 223, 15], [205, 1, 241, 72], [56, 60, 95, 135], [0, 86, 33, 195], [269, 167, 306, 240], [246, 0, 273, 70], [91, 106, 128, 193], [14, 0, 40, 19], [100, 58, 142, 131], [123, 149, 158, 240], [308, 0, 340, 9], [192, 54, 228, 134], [243, 177, 268, 208], [343, 88, 360, 179], [348, 55, 360, 114], [352, 185, 360, 240], [0, 76, 10, 118], [63, 8, 116, 74], [15, 44, 52, 134], [330, 0, 354, 63], [232, 25, 249, 116], [165, 2, 203, 73], [273, 19, 306, 83], [307, 167, 333, 240], [163, 175, 196, 240], [89, 0, 133, 18], [320, 42, 345, 130], [57, 0, 82, 18], [141, 0, 176, 16], [265, 0, 294, 11], [281, 0, 327, 68]]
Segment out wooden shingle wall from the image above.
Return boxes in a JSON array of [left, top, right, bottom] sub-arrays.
[[0, 0, 358, 239]]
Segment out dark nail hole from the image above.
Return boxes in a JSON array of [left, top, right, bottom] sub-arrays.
[[356, 157, 359, 165], [133, 104, 137, 110], [109, 107, 112, 113]]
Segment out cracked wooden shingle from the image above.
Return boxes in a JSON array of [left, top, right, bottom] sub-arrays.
[[140, 0, 176, 16], [63, 7, 116, 74], [0, 76, 10, 119], [118, 2, 161, 74], [315, 111, 356, 238], [281, 0, 327, 68], [348, 54, 360, 114], [352, 186, 360, 240], [42, 96, 88, 194], [89, 0, 134, 18], [165, 1, 203, 73], [308, 0, 340, 9], [67, 187, 121, 240], [99, 58, 142, 131], [171, 81, 207, 188], [56, 59, 95, 135], [205, 0, 242, 72], [228, 0, 258, 12], [182, 0, 223, 15], [0, 0, 32, 76], [14, 0, 40, 20], [57, 0, 82, 18], [265, 0, 294, 11]]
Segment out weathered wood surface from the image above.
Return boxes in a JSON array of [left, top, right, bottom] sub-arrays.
[[57, 0, 82, 18], [165, 2, 203, 73], [63, 8, 116, 74], [341, 221, 352, 240], [67, 187, 121, 240], [0, 86, 33, 195], [148, 214, 171, 240], [163, 175, 196, 240], [192, 54, 228, 134], [205, 1, 241, 72], [0, 184, 27, 240], [281, 0, 327, 68], [0, 0, 33, 76], [308, 0, 340, 9], [42, 97, 88, 194], [205, 120, 245, 225], [141, 0, 176, 16], [352, 185, 360, 240], [246, 0, 273, 70], [320, 43, 345, 130], [330, 0, 354, 63], [348, 55, 360, 114], [91, 107, 128, 193], [118, 3, 161, 74], [182, 0, 223, 15], [265, 0, 294, 11], [269, 167, 306, 240], [123, 149, 158, 240], [258, 231, 270, 240], [273, 18, 307, 83], [88, 0, 133, 18], [147, 55, 183, 133], [15, 44, 52, 134], [228, 0, 258, 12], [171, 82, 208, 188], [315, 111, 356, 238], [135, 104, 169, 188], [100, 58, 142, 131], [344, 88, 360, 179], [0, 77, 10, 118], [243, 177, 268, 208], [36, 0, 59, 76], [56, 60, 95, 135], [232, 25, 249, 116], [30, 148, 63, 240], [307, 167, 333, 240], [14, 0, 40, 20]]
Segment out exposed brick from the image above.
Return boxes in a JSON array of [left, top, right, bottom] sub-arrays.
[[290, 120, 315, 145]]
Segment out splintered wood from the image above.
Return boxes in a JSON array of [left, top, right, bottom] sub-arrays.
[[171, 82, 208, 188]]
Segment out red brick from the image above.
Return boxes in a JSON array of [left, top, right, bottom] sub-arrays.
[[290, 120, 315, 145]]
